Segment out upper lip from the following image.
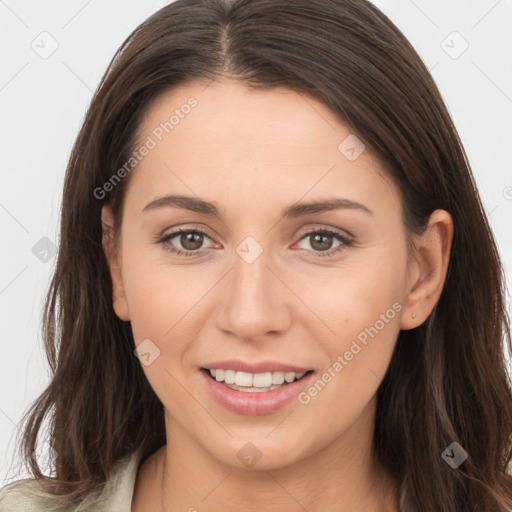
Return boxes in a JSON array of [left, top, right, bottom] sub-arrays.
[[202, 359, 313, 374]]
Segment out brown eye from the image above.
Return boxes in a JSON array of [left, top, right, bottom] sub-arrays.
[[158, 228, 215, 257], [309, 233, 335, 251], [179, 231, 204, 251], [296, 229, 353, 257]]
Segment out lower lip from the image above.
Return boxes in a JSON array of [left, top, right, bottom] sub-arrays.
[[200, 369, 314, 416]]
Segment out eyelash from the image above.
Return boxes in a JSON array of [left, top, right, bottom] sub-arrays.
[[155, 227, 354, 258]]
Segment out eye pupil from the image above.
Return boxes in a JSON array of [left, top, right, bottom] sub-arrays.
[[311, 233, 332, 251], [181, 232, 203, 250]]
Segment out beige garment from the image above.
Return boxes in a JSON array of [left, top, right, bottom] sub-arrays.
[[0, 451, 140, 512]]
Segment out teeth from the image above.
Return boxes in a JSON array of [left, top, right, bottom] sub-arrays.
[[284, 372, 295, 383], [224, 369, 236, 384], [272, 372, 285, 385], [222, 383, 283, 393], [235, 371, 253, 387], [208, 369, 308, 388]]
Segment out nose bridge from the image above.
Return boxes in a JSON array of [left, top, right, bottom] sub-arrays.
[[215, 239, 289, 340], [234, 243, 270, 301]]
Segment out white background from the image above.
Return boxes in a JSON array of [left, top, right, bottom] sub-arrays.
[[1, 0, 511, 483]]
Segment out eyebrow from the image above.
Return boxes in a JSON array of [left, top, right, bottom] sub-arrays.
[[142, 194, 373, 218]]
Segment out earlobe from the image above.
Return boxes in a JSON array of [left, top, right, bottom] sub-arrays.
[[101, 204, 130, 322], [400, 209, 453, 330]]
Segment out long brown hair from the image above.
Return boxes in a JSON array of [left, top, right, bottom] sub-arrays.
[[9, 0, 512, 509]]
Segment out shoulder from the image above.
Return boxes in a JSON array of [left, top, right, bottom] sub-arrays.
[[0, 451, 141, 512]]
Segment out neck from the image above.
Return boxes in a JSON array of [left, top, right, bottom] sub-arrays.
[[151, 399, 400, 512]]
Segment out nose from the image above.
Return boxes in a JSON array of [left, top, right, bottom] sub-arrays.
[[214, 242, 292, 342]]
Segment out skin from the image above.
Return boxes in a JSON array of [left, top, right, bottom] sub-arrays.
[[101, 77, 453, 512]]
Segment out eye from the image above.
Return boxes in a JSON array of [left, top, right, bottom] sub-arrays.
[[156, 228, 216, 257], [295, 228, 353, 257], [155, 227, 353, 258]]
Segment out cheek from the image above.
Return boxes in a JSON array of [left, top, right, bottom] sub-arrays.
[[120, 240, 211, 341], [300, 246, 407, 382], [293, 271, 403, 439], [120, 251, 206, 409]]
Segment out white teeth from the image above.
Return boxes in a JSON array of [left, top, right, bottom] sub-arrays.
[[235, 371, 253, 387], [208, 368, 308, 388], [223, 383, 282, 392], [284, 372, 295, 383], [272, 371, 285, 385], [224, 369, 236, 384], [252, 372, 273, 387]]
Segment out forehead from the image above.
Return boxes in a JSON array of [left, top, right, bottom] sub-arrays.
[[125, 78, 400, 218]]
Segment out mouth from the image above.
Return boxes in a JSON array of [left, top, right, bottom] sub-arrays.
[[200, 366, 315, 415], [201, 367, 314, 393]]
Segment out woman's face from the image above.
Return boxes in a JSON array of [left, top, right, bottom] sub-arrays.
[[104, 78, 419, 470]]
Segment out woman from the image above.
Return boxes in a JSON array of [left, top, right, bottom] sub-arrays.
[[1, 0, 511, 510]]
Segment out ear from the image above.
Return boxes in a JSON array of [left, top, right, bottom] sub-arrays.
[[101, 204, 130, 321], [400, 209, 453, 330]]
